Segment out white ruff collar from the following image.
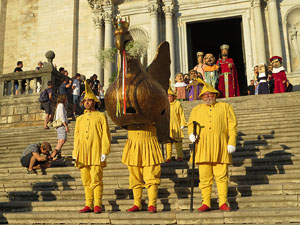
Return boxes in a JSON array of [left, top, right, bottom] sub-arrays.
[[272, 66, 285, 73], [258, 73, 266, 78], [174, 82, 187, 87]]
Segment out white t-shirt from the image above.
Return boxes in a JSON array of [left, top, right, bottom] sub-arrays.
[[55, 103, 67, 123], [72, 79, 80, 96]]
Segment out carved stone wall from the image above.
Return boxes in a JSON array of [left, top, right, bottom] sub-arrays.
[[287, 6, 300, 72]]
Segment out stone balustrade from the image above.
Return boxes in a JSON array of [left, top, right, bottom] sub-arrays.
[[0, 63, 67, 127], [0, 64, 64, 97]]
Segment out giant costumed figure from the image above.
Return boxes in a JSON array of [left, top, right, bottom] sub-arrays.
[[188, 79, 237, 212], [105, 18, 171, 213], [217, 44, 240, 98], [203, 53, 219, 89], [193, 51, 205, 78], [270, 56, 287, 93]]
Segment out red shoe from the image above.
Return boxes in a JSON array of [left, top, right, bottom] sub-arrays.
[[177, 157, 183, 162], [79, 206, 92, 213], [197, 204, 210, 212], [127, 205, 140, 212], [165, 159, 171, 163], [219, 203, 231, 211], [148, 205, 157, 213], [94, 206, 102, 214]]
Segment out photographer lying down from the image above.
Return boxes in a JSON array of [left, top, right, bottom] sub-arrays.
[[20, 142, 55, 175]]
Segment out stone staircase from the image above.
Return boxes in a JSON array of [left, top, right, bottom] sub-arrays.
[[1, 91, 300, 224]]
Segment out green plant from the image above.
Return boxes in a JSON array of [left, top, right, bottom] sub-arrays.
[[125, 39, 148, 59], [98, 48, 117, 65]]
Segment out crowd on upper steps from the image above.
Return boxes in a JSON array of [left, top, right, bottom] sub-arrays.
[[171, 44, 293, 102]]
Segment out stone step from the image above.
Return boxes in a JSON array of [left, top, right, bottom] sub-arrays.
[[0, 193, 298, 213], [2, 207, 300, 224], [1, 121, 299, 144], [2, 181, 300, 203], [2, 164, 300, 192]]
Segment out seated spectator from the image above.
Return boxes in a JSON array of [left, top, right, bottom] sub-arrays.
[[20, 142, 54, 174], [247, 80, 255, 95], [36, 61, 43, 71]]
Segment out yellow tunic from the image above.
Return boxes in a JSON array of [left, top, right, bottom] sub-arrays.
[[73, 110, 111, 168], [122, 124, 164, 167], [170, 100, 186, 139], [188, 102, 237, 164]]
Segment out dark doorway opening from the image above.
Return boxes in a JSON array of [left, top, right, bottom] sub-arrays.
[[187, 17, 248, 95]]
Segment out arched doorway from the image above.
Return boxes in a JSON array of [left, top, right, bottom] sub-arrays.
[[187, 17, 247, 95]]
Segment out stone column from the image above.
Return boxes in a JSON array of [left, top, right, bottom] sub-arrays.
[[103, 4, 114, 90], [163, 0, 175, 84], [0, 81, 3, 97], [33, 78, 37, 93], [265, 0, 283, 57], [26, 79, 30, 94], [93, 12, 104, 86], [148, 0, 160, 59], [17, 80, 22, 95], [252, 0, 267, 64], [10, 81, 14, 95]]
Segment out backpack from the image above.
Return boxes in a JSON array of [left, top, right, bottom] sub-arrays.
[[39, 89, 49, 103]]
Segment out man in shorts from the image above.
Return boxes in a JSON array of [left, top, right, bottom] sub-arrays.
[[20, 142, 54, 174]]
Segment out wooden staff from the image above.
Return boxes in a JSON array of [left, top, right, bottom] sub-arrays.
[[190, 121, 199, 212]]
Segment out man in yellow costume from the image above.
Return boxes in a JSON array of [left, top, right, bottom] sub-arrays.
[[122, 123, 164, 213], [188, 79, 237, 212], [165, 87, 186, 162], [72, 81, 111, 214]]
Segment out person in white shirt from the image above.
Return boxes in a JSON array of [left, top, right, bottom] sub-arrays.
[[72, 73, 81, 117], [99, 86, 105, 111], [53, 94, 69, 158]]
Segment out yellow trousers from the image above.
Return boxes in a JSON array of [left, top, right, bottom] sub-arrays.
[[198, 163, 228, 208], [166, 139, 183, 160], [80, 165, 103, 208], [128, 165, 161, 209]]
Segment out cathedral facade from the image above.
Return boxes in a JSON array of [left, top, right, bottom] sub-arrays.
[[0, 0, 299, 92]]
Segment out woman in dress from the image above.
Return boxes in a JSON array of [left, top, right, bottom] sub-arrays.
[[193, 51, 205, 79], [257, 63, 269, 94], [53, 94, 69, 158]]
